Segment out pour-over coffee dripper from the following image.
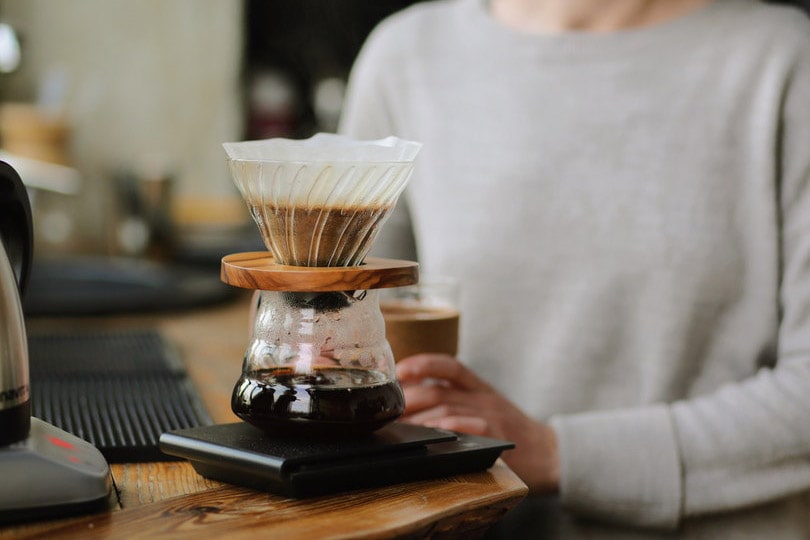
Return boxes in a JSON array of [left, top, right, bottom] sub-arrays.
[[222, 134, 421, 437], [159, 136, 516, 498], [225, 133, 417, 268]]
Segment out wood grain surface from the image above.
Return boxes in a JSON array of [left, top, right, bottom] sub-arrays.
[[1, 292, 528, 539], [4, 461, 524, 540]]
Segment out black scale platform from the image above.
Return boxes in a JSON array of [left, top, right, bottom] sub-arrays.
[[160, 421, 515, 498], [27, 329, 212, 462]]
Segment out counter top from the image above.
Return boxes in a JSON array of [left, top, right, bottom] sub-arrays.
[[1, 291, 527, 539]]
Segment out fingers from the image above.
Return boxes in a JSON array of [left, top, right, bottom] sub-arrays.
[[400, 384, 497, 437], [396, 354, 485, 391], [395, 355, 501, 439], [402, 383, 469, 415]]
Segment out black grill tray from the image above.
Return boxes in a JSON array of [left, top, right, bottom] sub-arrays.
[[28, 329, 212, 462]]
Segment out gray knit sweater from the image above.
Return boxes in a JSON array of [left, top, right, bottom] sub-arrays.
[[339, 0, 810, 536]]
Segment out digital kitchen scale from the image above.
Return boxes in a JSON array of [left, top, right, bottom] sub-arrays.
[[160, 422, 514, 498]]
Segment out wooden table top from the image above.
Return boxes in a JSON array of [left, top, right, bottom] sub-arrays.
[[1, 290, 527, 539]]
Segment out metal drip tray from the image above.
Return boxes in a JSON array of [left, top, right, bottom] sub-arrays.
[[28, 329, 212, 462]]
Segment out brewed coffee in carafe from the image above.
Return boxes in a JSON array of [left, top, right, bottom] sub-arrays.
[[231, 289, 405, 436], [223, 134, 421, 436]]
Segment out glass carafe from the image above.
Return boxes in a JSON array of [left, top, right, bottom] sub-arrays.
[[232, 289, 403, 436]]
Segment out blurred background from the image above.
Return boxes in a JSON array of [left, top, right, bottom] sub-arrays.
[[0, 0, 805, 315], [0, 0, 421, 315]]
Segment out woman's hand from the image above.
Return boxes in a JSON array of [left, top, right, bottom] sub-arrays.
[[396, 353, 560, 494]]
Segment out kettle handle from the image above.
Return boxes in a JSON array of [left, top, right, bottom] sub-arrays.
[[0, 161, 33, 295]]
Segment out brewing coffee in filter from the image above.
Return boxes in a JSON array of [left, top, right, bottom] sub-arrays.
[[224, 133, 421, 267]]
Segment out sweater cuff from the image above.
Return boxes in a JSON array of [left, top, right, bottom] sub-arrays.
[[549, 404, 683, 530]]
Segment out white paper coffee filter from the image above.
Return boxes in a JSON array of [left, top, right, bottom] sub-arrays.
[[223, 133, 421, 163], [223, 133, 421, 266]]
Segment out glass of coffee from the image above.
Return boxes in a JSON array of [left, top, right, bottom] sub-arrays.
[[381, 277, 460, 362]]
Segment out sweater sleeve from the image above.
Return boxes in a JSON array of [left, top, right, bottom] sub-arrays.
[[550, 22, 810, 530]]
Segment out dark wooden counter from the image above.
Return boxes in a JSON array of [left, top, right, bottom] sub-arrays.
[[1, 292, 527, 539]]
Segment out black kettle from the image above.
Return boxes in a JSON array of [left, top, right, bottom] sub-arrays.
[[0, 162, 110, 525], [0, 161, 32, 446]]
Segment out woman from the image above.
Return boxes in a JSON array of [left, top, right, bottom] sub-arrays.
[[340, 0, 810, 537]]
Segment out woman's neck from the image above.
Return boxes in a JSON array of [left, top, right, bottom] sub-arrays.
[[490, 0, 713, 33]]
